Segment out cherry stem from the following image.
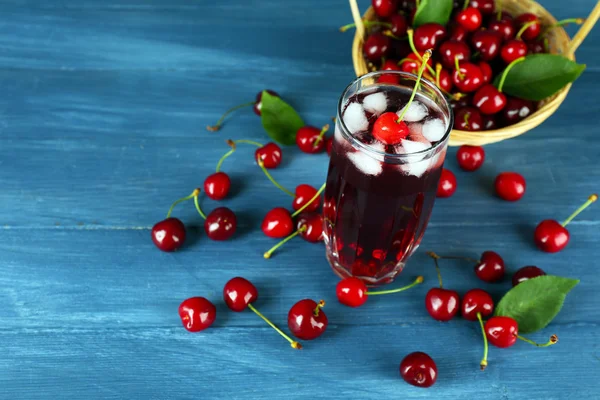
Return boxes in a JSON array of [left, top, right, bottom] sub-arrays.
[[397, 49, 432, 123], [166, 188, 200, 219], [366, 276, 424, 295], [435, 63, 442, 89], [215, 139, 236, 173], [193, 194, 207, 220], [542, 18, 585, 36], [517, 334, 558, 347], [406, 30, 436, 76], [339, 20, 391, 32], [516, 20, 538, 40], [313, 124, 330, 147], [477, 312, 488, 371], [561, 194, 598, 227], [454, 56, 465, 80], [432, 256, 443, 288], [263, 226, 307, 259], [235, 139, 264, 148], [496, 3, 502, 20], [313, 300, 326, 317], [463, 112, 470, 129], [463, 0, 470, 11], [257, 159, 295, 197], [206, 101, 255, 131], [427, 251, 480, 264], [291, 182, 327, 218], [247, 303, 302, 350], [383, 30, 404, 40], [497, 56, 526, 93]]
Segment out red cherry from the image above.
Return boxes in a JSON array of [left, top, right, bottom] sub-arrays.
[[438, 40, 471, 69], [474, 251, 505, 283], [527, 38, 547, 54], [293, 184, 321, 212], [178, 297, 216, 332], [485, 316, 518, 348], [500, 39, 528, 64], [255, 142, 282, 169], [326, 137, 333, 155], [261, 207, 294, 238], [400, 52, 433, 75], [471, 30, 502, 61], [152, 217, 186, 252], [413, 23, 447, 51], [456, 145, 485, 171], [454, 106, 483, 131], [287, 299, 328, 340], [455, 7, 482, 32], [364, 33, 391, 61], [489, 20, 516, 41], [297, 213, 324, 243], [495, 172, 526, 201], [336, 277, 367, 307], [203, 172, 231, 200], [473, 84, 507, 115], [515, 13, 541, 41], [372, 0, 398, 18], [461, 288, 494, 320], [296, 126, 326, 154], [223, 277, 258, 312], [477, 61, 493, 84], [377, 73, 400, 84], [482, 114, 498, 130], [452, 62, 484, 93], [253, 90, 279, 116], [534, 220, 569, 253], [437, 68, 453, 92], [449, 24, 468, 41], [502, 96, 535, 125], [425, 288, 460, 321], [381, 59, 401, 71], [400, 352, 438, 388], [469, 0, 495, 15], [512, 266, 546, 286], [204, 207, 237, 241], [437, 168, 457, 198], [390, 14, 408, 37], [372, 112, 410, 144]]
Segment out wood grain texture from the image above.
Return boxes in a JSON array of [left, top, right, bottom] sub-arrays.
[[0, 0, 599, 399]]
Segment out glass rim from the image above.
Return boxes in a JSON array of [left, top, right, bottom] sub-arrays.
[[336, 70, 454, 160]]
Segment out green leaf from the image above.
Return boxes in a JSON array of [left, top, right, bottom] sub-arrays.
[[494, 54, 586, 101], [412, 0, 453, 27], [494, 275, 579, 334], [260, 91, 304, 146]]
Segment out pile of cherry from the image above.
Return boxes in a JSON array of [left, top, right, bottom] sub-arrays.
[[351, 0, 583, 131]]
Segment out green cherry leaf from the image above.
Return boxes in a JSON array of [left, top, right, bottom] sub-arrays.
[[493, 54, 586, 101], [494, 275, 579, 334], [260, 91, 304, 146], [412, 0, 453, 28]]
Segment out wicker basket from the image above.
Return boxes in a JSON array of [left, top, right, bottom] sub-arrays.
[[349, 0, 599, 146]]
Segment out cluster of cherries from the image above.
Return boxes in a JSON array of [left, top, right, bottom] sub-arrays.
[[347, 0, 583, 131]]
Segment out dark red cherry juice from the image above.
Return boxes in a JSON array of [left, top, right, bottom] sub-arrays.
[[324, 84, 451, 285]]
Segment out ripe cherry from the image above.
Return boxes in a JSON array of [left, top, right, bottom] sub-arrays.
[[502, 97, 535, 125], [527, 38, 547, 54], [436, 67, 453, 92], [474, 251, 505, 283], [400, 352, 438, 388], [204, 207, 237, 241], [455, 7, 482, 32], [437, 168, 457, 198], [425, 288, 460, 321], [413, 23, 447, 51], [485, 316, 518, 348], [297, 213, 324, 243], [477, 61, 493, 84], [461, 288, 494, 320], [454, 106, 483, 131], [390, 14, 408, 37], [293, 184, 321, 212], [204, 172, 231, 200], [500, 39, 528, 64], [449, 24, 468, 41], [296, 124, 329, 154], [364, 33, 391, 61], [512, 266, 546, 286], [152, 218, 186, 252], [515, 13, 541, 41], [373, 112, 410, 144], [207, 90, 279, 131], [456, 145, 485, 171], [261, 207, 294, 238], [438, 40, 471, 69], [400, 52, 432, 75], [377, 73, 400, 84], [489, 20, 516, 41], [471, 30, 502, 61], [482, 114, 498, 130], [452, 62, 484, 93], [336, 276, 423, 307], [534, 194, 598, 253], [372, 0, 398, 18], [287, 299, 328, 340], [469, 0, 495, 15], [178, 297, 216, 332], [255, 142, 282, 169], [381, 59, 401, 71], [495, 172, 526, 201], [473, 84, 507, 115]]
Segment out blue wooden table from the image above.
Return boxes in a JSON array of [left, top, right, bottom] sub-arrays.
[[1, 1, 599, 398]]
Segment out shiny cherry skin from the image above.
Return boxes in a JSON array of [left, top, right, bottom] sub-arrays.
[[527, 39, 546, 54], [382, 59, 401, 71], [152, 217, 186, 252], [204, 172, 231, 200], [449, 24, 468, 42], [325, 137, 333, 155], [515, 13, 541, 41], [223, 277, 258, 312], [255, 142, 282, 169], [400, 352, 438, 388], [477, 61, 493, 84], [454, 106, 483, 131], [482, 114, 498, 130], [534, 220, 569, 253], [390, 14, 408, 37], [336, 277, 368, 307], [261, 207, 294, 238], [413, 23, 447, 51], [296, 126, 325, 154], [455, 7, 482, 32], [456, 145, 485, 171], [461, 288, 494, 320], [287, 299, 328, 340], [501, 39, 528, 64], [495, 172, 526, 201], [485, 316, 518, 348], [437, 68, 453, 92], [471, 30, 502, 61], [372, 0, 398, 18], [377, 73, 400, 84], [400, 52, 432, 75], [512, 266, 546, 286], [475, 251, 505, 283], [425, 288, 460, 321], [253, 90, 279, 116], [297, 213, 324, 243], [452, 62, 484, 93], [489, 20, 516, 41], [437, 168, 457, 198], [364, 33, 391, 61], [451, 94, 471, 110], [469, 0, 495, 15], [438, 40, 471, 69], [373, 112, 410, 144], [178, 297, 217, 332], [473, 84, 507, 115], [204, 207, 237, 241], [293, 184, 320, 212], [502, 97, 535, 125]]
